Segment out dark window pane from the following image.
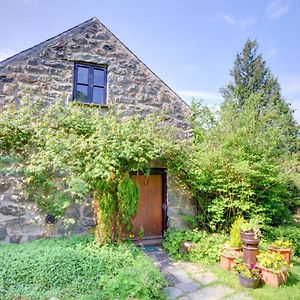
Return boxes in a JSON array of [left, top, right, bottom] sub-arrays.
[[94, 69, 105, 86], [76, 85, 88, 102], [77, 67, 89, 84], [93, 87, 104, 104]]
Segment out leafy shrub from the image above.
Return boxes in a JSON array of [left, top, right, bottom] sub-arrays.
[[263, 224, 300, 256], [172, 97, 299, 232], [229, 217, 244, 248], [1, 98, 183, 243], [0, 235, 166, 300], [163, 229, 228, 264]]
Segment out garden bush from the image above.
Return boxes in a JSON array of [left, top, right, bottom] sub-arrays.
[[263, 223, 300, 256], [0, 235, 166, 300], [0, 98, 183, 243], [163, 229, 228, 264], [171, 97, 300, 232]]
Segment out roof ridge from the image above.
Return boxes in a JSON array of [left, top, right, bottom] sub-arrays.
[[97, 19, 190, 108], [0, 17, 97, 66]]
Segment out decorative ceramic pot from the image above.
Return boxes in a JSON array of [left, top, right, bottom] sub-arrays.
[[268, 246, 292, 265], [238, 274, 260, 288], [240, 231, 259, 265], [257, 265, 288, 288]]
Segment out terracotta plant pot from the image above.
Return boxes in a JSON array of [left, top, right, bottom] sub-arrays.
[[257, 265, 288, 288], [268, 246, 292, 265], [223, 245, 242, 256], [238, 274, 260, 288], [240, 231, 259, 265], [220, 252, 239, 271]]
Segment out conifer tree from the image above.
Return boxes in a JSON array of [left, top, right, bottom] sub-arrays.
[[221, 39, 298, 152]]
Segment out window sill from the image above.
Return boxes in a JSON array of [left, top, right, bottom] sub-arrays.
[[71, 100, 110, 108]]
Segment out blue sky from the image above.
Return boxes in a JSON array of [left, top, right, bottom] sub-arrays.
[[1, 0, 299, 121]]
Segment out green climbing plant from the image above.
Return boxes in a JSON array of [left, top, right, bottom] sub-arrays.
[[0, 97, 184, 243]]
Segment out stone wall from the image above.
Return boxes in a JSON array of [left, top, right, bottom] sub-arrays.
[[167, 175, 196, 229], [0, 170, 95, 243], [0, 168, 195, 243], [0, 17, 194, 242], [0, 17, 189, 132]]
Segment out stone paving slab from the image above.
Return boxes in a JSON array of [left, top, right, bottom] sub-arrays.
[[176, 280, 200, 293], [142, 246, 253, 300], [187, 285, 234, 300], [190, 271, 217, 285], [164, 287, 184, 299]]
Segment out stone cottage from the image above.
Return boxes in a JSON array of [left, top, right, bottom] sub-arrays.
[[0, 17, 195, 243]]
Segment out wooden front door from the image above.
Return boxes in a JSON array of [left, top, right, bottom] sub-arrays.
[[132, 174, 163, 238]]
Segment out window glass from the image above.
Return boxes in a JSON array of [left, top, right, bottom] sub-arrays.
[[94, 69, 105, 86], [76, 85, 89, 102], [74, 63, 107, 105], [77, 67, 89, 84], [93, 87, 104, 104]]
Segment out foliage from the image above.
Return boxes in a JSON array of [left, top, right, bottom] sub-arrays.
[[99, 259, 165, 300], [240, 217, 263, 239], [163, 229, 228, 264], [229, 217, 244, 248], [0, 98, 183, 243], [263, 224, 300, 256], [213, 257, 300, 300], [173, 40, 299, 233], [257, 251, 288, 271], [221, 39, 297, 153], [269, 240, 293, 250], [233, 258, 261, 280], [0, 235, 166, 300], [95, 174, 140, 244], [176, 96, 299, 232]]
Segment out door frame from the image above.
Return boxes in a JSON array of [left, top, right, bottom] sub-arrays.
[[130, 168, 167, 239]]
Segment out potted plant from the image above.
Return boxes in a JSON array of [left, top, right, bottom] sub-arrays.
[[268, 240, 292, 265], [240, 217, 262, 265], [220, 249, 242, 271], [257, 251, 289, 288], [220, 217, 244, 271], [223, 217, 244, 255], [233, 258, 261, 288]]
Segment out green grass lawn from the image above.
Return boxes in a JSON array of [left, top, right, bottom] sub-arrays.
[[0, 235, 166, 300], [211, 257, 300, 300]]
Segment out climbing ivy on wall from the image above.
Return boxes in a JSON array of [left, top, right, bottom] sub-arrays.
[[0, 98, 185, 243]]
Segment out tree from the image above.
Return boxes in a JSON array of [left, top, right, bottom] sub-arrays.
[[221, 39, 298, 153]]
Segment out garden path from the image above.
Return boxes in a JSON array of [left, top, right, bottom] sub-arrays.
[[142, 246, 253, 300]]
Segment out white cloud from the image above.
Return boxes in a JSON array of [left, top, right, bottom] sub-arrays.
[[240, 17, 256, 29], [221, 14, 236, 25], [219, 14, 256, 29], [0, 49, 16, 62], [266, 0, 290, 20], [177, 90, 223, 105]]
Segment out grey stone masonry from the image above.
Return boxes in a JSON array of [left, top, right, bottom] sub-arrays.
[[0, 17, 189, 132], [0, 172, 95, 243], [0, 17, 195, 242]]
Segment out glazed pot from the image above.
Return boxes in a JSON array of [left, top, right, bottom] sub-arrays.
[[268, 246, 292, 265], [238, 274, 260, 288]]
